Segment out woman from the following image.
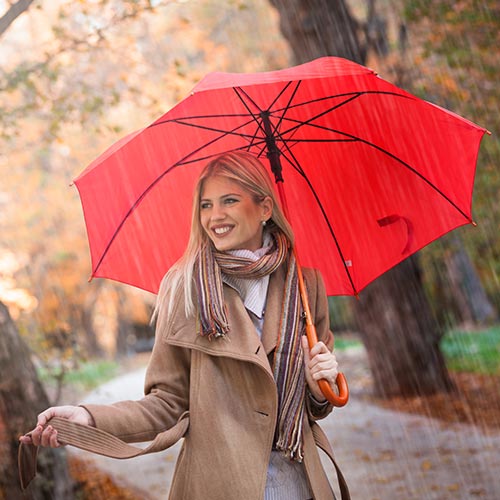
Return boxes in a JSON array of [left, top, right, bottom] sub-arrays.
[[20, 152, 346, 500]]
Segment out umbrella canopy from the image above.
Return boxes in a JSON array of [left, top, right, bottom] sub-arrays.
[[74, 57, 487, 296]]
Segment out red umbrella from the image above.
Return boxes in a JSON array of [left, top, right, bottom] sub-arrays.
[[74, 57, 487, 405]]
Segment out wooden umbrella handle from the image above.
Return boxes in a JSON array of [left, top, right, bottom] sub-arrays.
[[305, 322, 349, 407], [295, 251, 349, 407]]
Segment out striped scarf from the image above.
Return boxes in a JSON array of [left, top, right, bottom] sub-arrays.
[[195, 232, 307, 460]]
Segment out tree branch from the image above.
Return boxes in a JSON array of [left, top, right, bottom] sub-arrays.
[[0, 0, 35, 38]]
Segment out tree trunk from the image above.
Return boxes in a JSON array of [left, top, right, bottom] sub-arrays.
[[355, 257, 454, 397], [114, 288, 134, 358], [269, 0, 455, 397], [269, 0, 367, 64], [77, 282, 105, 358], [0, 302, 74, 499], [79, 305, 104, 358], [444, 235, 497, 325]]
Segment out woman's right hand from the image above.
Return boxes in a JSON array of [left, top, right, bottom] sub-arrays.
[[19, 406, 95, 448]]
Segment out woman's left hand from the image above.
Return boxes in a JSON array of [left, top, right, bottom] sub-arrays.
[[301, 336, 339, 402]]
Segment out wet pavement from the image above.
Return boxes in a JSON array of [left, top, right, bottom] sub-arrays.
[[69, 347, 500, 499]]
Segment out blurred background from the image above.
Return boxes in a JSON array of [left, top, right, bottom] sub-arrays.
[[0, 0, 499, 498]]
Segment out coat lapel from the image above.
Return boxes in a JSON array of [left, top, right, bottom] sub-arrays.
[[166, 284, 274, 377], [261, 264, 286, 355]]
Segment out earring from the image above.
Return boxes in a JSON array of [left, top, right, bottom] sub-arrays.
[[262, 220, 267, 227]]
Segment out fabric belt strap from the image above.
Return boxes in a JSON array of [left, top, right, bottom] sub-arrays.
[[19, 412, 350, 500], [18, 411, 189, 491], [311, 422, 351, 500]]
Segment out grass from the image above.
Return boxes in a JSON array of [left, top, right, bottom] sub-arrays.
[[64, 360, 119, 389], [334, 336, 363, 351], [335, 325, 500, 376], [440, 325, 500, 375], [39, 359, 120, 392]]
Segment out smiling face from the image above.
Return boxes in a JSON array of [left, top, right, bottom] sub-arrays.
[[200, 175, 273, 252]]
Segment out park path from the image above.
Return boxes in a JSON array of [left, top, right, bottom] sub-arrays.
[[69, 347, 500, 499]]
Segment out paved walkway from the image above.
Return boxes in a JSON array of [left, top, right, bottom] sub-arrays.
[[70, 348, 500, 499]]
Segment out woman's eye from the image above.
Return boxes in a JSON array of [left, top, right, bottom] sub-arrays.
[[200, 202, 212, 209], [224, 197, 238, 205]]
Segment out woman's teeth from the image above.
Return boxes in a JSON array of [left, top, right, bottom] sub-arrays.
[[214, 226, 231, 235]]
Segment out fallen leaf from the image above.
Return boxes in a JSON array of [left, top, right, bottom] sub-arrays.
[[421, 459, 433, 471]]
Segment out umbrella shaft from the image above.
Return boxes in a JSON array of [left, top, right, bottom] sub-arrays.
[[261, 112, 283, 182], [274, 181, 313, 327]]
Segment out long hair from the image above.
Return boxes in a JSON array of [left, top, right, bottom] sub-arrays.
[[156, 151, 295, 319]]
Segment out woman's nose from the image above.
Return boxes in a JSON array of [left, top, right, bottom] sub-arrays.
[[210, 204, 226, 220]]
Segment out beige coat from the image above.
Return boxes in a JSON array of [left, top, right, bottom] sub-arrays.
[[83, 266, 345, 500]]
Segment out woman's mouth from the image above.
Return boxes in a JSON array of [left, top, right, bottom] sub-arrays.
[[212, 225, 233, 235]]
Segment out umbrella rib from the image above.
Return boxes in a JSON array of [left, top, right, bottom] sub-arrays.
[[268, 91, 409, 148], [252, 142, 269, 160], [272, 90, 411, 115], [233, 87, 267, 140], [151, 112, 254, 126], [232, 87, 276, 156], [234, 86, 264, 115], [278, 138, 358, 144], [232, 85, 303, 157], [279, 145, 358, 295], [265, 80, 295, 113], [91, 124, 265, 278], [271, 81, 302, 141], [271, 91, 412, 145], [246, 129, 264, 153], [164, 117, 258, 141], [272, 97, 473, 222], [270, 125, 307, 178], [282, 120, 471, 221], [274, 93, 363, 139], [171, 141, 270, 167], [233, 83, 309, 169]]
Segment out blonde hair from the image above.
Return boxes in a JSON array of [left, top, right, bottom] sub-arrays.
[[156, 151, 295, 319]]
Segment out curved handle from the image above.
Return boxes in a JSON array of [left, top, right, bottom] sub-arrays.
[[317, 374, 349, 407], [306, 323, 349, 407]]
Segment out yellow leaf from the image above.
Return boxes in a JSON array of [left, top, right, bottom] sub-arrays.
[[421, 460, 432, 471]]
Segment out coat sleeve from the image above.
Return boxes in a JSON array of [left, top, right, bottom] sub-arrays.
[[305, 268, 335, 421], [82, 280, 191, 443]]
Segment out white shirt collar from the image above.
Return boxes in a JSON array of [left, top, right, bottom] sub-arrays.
[[221, 232, 273, 319]]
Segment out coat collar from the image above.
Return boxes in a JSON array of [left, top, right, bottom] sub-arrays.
[[165, 264, 287, 377]]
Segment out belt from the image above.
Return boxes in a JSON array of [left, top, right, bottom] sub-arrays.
[[18, 411, 189, 490], [19, 413, 349, 500]]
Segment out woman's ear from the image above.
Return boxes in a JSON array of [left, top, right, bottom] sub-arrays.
[[261, 196, 273, 221]]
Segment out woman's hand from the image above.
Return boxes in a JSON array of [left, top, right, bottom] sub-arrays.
[[19, 406, 95, 448], [301, 336, 339, 402]]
